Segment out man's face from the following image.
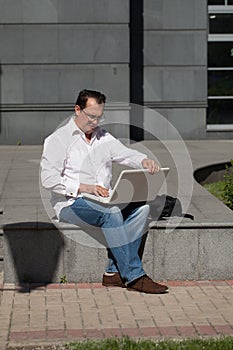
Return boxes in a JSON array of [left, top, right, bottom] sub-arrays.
[[75, 97, 105, 134]]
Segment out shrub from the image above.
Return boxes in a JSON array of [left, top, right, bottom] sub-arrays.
[[223, 159, 233, 210]]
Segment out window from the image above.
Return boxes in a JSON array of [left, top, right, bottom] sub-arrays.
[[208, 99, 233, 125], [209, 0, 233, 4], [208, 3, 233, 129], [209, 71, 233, 96], [208, 0, 225, 4], [209, 14, 233, 33], [208, 42, 233, 66]]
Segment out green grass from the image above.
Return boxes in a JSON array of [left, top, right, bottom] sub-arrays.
[[203, 180, 226, 203], [203, 161, 233, 210], [63, 336, 233, 350]]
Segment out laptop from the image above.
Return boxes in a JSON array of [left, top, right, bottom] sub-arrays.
[[82, 167, 170, 205]]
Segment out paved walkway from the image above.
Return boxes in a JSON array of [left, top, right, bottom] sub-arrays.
[[0, 143, 233, 348], [1, 280, 233, 348]]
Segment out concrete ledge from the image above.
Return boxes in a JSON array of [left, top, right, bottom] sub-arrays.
[[3, 218, 233, 283], [149, 224, 233, 281], [3, 221, 148, 284], [3, 223, 64, 283]]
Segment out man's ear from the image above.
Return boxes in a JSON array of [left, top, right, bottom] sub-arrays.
[[75, 105, 81, 115]]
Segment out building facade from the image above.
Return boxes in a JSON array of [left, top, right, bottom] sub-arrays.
[[0, 0, 232, 144]]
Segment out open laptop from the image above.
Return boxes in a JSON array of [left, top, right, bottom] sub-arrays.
[[82, 167, 170, 205]]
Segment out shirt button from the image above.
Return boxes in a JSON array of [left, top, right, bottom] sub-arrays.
[[70, 192, 73, 196]]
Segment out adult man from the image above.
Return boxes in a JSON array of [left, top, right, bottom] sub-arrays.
[[41, 89, 168, 294]]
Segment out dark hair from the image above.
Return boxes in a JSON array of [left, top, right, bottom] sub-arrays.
[[75, 89, 106, 109]]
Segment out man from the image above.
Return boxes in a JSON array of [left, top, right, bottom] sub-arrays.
[[41, 89, 168, 294]]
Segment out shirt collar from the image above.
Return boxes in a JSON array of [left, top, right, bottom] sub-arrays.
[[69, 115, 83, 136], [69, 115, 105, 141]]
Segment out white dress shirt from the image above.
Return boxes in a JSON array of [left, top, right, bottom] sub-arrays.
[[40, 116, 147, 218]]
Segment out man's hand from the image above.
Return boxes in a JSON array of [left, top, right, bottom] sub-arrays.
[[79, 183, 109, 197], [141, 158, 160, 174]]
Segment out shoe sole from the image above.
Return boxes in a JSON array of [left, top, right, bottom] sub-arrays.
[[127, 287, 169, 294], [102, 283, 126, 288]]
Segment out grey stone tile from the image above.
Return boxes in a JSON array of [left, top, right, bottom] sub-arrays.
[[151, 228, 199, 281], [58, 0, 129, 23], [199, 229, 233, 280], [0, 26, 23, 63], [144, 0, 207, 30]]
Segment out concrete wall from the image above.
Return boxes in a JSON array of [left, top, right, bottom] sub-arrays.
[[143, 0, 208, 139], [0, 0, 225, 143], [0, 0, 129, 144], [4, 222, 233, 283]]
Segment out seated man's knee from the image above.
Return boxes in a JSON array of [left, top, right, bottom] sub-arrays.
[[133, 204, 150, 217], [108, 206, 122, 214]]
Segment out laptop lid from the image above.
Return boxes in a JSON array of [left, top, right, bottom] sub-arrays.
[[83, 167, 170, 205]]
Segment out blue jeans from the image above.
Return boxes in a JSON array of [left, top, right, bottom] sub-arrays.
[[59, 198, 150, 285]]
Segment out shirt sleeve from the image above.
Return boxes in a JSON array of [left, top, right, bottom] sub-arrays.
[[40, 134, 79, 198], [107, 134, 147, 168]]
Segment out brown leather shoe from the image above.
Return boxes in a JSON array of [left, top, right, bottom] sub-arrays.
[[102, 272, 126, 288], [127, 275, 169, 294]]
